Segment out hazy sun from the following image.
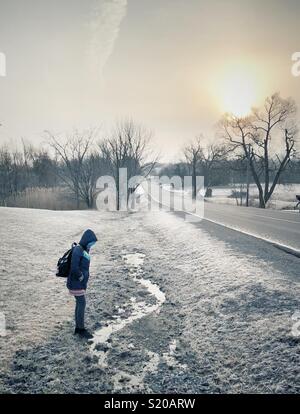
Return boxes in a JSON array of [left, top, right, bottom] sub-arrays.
[[214, 61, 263, 117], [221, 72, 257, 116]]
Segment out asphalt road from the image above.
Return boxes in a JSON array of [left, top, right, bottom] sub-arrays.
[[143, 181, 300, 253], [203, 201, 300, 253]]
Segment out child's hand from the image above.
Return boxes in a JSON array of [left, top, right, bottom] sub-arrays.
[[78, 274, 84, 282]]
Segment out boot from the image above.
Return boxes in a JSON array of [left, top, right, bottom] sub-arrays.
[[74, 328, 93, 340]]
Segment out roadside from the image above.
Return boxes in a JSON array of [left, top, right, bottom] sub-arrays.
[[0, 207, 299, 393]]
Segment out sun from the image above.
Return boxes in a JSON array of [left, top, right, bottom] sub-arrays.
[[214, 61, 262, 117], [221, 72, 257, 117]]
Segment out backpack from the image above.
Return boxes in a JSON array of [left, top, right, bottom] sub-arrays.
[[56, 242, 77, 278]]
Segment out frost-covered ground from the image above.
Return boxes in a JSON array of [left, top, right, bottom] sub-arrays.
[[208, 184, 300, 209], [0, 207, 299, 394]]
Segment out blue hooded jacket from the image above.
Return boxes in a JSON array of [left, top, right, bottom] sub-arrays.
[[67, 229, 97, 290]]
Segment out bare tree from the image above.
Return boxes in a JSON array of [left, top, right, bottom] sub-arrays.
[[0, 146, 13, 202], [183, 137, 202, 199], [31, 149, 58, 188], [220, 93, 298, 208], [46, 129, 97, 208], [99, 120, 158, 210], [199, 142, 229, 191], [78, 153, 110, 208], [184, 136, 228, 198]]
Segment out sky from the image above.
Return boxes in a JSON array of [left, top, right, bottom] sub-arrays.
[[0, 0, 300, 161]]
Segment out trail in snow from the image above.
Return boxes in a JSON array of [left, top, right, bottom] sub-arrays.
[[90, 253, 166, 368], [89, 252, 186, 392]]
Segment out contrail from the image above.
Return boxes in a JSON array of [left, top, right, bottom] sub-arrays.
[[88, 0, 128, 77]]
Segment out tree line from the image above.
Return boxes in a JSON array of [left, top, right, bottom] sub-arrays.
[[0, 92, 299, 209], [162, 93, 299, 208], [0, 120, 157, 209]]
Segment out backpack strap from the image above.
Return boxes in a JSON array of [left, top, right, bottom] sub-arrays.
[[78, 243, 86, 252]]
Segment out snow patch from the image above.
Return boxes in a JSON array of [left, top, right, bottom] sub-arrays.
[[90, 252, 166, 367], [162, 339, 187, 370], [112, 350, 160, 392]]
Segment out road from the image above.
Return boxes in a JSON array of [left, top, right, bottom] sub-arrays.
[[203, 201, 300, 253], [143, 181, 300, 254]]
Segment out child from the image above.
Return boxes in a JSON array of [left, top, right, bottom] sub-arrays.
[[67, 229, 97, 339]]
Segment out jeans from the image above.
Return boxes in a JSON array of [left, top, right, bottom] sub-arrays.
[[75, 295, 86, 329]]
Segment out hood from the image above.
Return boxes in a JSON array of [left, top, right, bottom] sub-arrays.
[[79, 229, 97, 249]]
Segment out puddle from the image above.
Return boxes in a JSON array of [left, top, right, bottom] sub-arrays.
[[90, 253, 166, 367], [112, 340, 187, 392]]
